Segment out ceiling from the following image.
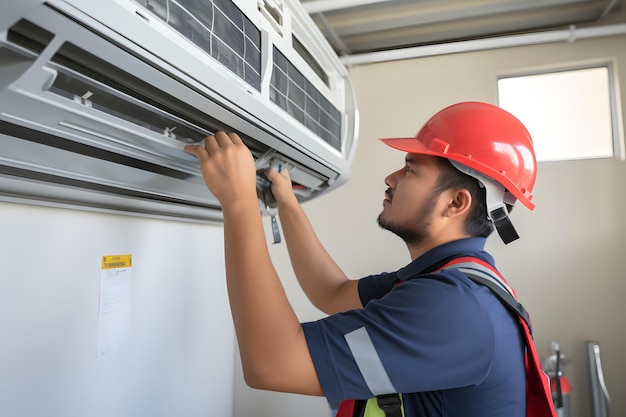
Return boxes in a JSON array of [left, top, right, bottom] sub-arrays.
[[300, 0, 625, 61]]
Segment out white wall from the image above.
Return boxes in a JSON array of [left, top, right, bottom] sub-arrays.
[[0, 202, 235, 417], [234, 29, 626, 417]]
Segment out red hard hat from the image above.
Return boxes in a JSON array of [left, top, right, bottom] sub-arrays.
[[380, 102, 537, 210]]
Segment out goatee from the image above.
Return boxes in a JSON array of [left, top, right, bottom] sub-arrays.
[[377, 212, 428, 246], [376, 186, 441, 246]]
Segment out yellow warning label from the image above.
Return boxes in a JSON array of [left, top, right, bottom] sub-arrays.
[[102, 254, 132, 269]]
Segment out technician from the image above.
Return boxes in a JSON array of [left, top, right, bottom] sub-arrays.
[[185, 101, 538, 417]]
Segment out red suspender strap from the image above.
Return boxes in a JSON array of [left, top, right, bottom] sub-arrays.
[[335, 400, 356, 417], [519, 317, 558, 417]]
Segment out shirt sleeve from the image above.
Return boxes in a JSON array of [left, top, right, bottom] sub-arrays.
[[357, 272, 397, 306], [302, 273, 497, 403]]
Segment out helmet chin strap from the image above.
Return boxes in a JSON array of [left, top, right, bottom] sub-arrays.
[[449, 161, 520, 244], [481, 180, 520, 244]]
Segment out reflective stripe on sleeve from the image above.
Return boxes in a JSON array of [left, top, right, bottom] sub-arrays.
[[344, 327, 396, 396]]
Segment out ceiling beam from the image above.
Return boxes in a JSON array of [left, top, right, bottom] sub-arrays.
[[301, 0, 396, 15], [340, 23, 626, 66], [315, 13, 353, 55]]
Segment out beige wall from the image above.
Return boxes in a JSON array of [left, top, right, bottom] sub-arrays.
[[234, 30, 626, 417]]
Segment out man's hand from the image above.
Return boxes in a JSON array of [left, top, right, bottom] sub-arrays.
[[185, 131, 257, 209], [264, 166, 299, 209]]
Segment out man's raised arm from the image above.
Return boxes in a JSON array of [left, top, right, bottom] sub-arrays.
[[265, 168, 362, 315]]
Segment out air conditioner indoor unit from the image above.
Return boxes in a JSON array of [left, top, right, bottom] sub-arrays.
[[0, 0, 358, 222]]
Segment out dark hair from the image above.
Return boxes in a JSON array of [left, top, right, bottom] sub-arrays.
[[432, 157, 494, 238]]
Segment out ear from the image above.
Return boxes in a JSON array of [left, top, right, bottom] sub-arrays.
[[443, 188, 472, 218]]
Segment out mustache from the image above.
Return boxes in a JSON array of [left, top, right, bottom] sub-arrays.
[[385, 187, 393, 200]]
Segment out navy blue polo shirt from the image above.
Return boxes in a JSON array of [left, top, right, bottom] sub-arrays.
[[302, 237, 526, 417]]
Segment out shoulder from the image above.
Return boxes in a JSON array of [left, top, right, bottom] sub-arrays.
[[358, 271, 398, 306], [391, 270, 493, 317]]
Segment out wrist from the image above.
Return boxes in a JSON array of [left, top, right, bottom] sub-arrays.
[[278, 196, 303, 219], [219, 191, 260, 214]]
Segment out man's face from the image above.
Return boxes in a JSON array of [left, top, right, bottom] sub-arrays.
[[377, 154, 444, 245]]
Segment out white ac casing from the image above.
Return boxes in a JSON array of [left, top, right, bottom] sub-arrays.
[[0, 0, 358, 222]]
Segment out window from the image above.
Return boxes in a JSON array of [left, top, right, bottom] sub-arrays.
[[497, 65, 624, 162]]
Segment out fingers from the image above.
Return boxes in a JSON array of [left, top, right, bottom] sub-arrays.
[[265, 165, 291, 182], [203, 132, 221, 155], [184, 143, 207, 160], [208, 131, 244, 151], [184, 131, 257, 206], [227, 131, 244, 145], [184, 131, 244, 158], [265, 165, 300, 208], [212, 130, 232, 147]]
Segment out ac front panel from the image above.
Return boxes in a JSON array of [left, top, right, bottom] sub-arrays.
[[57, 0, 355, 160], [3, 1, 347, 174], [0, 0, 358, 221]]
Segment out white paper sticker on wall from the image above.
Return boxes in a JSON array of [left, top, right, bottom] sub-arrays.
[[98, 254, 132, 357]]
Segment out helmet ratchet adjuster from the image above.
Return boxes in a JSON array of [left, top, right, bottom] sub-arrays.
[[450, 161, 520, 244]]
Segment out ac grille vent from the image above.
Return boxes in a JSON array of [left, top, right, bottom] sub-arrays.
[[50, 71, 207, 145], [7, 19, 54, 55], [133, 0, 262, 91], [293, 35, 328, 87], [270, 47, 341, 151], [49, 42, 271, 159]]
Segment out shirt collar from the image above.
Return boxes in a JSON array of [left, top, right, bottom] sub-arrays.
[[396, 237, 492, 280]]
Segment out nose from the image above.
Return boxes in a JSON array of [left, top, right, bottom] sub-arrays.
[[384, 168, 403, 188]]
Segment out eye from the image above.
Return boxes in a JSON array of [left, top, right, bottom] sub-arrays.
[[405, 165, 413, 173]]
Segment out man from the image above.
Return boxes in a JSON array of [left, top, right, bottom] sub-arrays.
[[185, 101, 538, 417]]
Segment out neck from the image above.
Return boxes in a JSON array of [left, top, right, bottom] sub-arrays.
[[406, 233, 471, 261]]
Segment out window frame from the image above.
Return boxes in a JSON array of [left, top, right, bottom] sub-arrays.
[[496, 60, 625, 163]]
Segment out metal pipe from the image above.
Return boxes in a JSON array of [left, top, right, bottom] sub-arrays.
[[340, 23, 626, 67]]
